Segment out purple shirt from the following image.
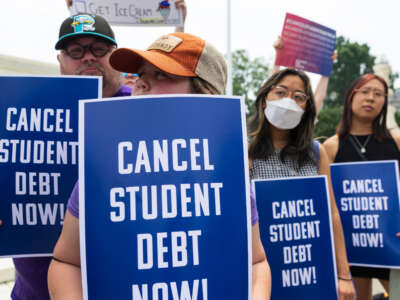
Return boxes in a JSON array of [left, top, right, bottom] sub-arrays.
[[11, 85, 132, 300], [68, 181, 259, 225]]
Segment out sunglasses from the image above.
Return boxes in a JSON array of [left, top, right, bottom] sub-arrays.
[[64, 41, 112, 59], [122, 73, 139, 78]]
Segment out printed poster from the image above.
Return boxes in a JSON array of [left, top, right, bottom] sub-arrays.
[[70, 0, 183, 26], [276, 13, 336, 76], [79, 95, 251, 300], [253, 176, 338, 300], [330, 160, 400, 268], [0, 75, 101, 257]]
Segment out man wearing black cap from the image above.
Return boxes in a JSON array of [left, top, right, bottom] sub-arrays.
[[10, 13, 132, 300], [55, 13, 132, 97]]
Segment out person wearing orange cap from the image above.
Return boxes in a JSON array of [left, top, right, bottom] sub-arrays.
[[48, 32, 271, 300]]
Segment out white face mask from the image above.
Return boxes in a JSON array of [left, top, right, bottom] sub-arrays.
[[264, 97, 305, 129]]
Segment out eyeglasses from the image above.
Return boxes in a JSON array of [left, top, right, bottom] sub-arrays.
[[270, 85, 309, 104], [355, 87, 386, 99], [64, 41, 111, 59], [122, 73, 139, 78]]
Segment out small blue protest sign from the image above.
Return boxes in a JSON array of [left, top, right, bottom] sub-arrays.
[[330, 160, 400, 268], [0, 76, 101, 257], [253, 176, 337, 300], [79, 95, 251, 300]]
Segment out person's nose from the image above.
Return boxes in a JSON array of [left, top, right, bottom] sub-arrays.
[[80, 48, 97, 63], [132, 77, 150, 95], [365, 91, 375, 102]]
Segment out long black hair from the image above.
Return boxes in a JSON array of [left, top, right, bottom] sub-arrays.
[[248, 68, 316, 167]]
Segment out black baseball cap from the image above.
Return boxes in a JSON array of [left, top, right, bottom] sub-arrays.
[[55, 14, 117, 50]]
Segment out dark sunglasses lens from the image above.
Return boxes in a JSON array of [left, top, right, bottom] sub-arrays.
[[90, 42, 109, 57], [66, 44, 85, 59]]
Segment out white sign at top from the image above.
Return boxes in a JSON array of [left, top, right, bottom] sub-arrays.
[[69, 0, 183, 27]]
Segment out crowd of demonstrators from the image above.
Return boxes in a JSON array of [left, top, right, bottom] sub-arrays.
[[4, 2, 400, 300], [47, 31, 272, 300], [247, 68, 356, 300], [323, 74, 400, 300], [271, 36, 336, 116]]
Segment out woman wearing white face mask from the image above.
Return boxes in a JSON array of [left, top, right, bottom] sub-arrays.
[[248, 68, 356, 300]]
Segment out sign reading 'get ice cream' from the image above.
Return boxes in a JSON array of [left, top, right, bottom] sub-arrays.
[[69, 0, 183, 27]]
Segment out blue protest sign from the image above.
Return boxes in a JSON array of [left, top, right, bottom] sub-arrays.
[[0, 75, 101, 257], [253, 176, 337, 300], [79, 95, 251, 300], [330, 160, 400, 268]]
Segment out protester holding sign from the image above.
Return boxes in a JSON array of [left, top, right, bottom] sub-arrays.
[[324, 73, 400, 300], [9, 13, 131, 300], [272, 35, 337, 116], [248, 68, 355, 300], [48, 32, 271, 300], [274, 13, 336, 78]]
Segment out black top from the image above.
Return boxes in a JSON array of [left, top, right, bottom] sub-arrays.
[[334, 134, 400, 163], [334, 134, 400, 279]]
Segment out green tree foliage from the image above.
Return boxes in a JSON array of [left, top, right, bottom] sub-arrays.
[[232, 49, 270, 115], [389, 72, 399, 91], [318, 36, 399, 139], [314, 106, 343, 141], [326, 36, 376, 107], [395, 110, 400, 126]]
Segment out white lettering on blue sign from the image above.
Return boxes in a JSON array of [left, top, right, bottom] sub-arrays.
[[342, 179, 384, 194], [11, 202, 65, 225], [132, 278, 208, 300], [269, 221, 321, 242], [15, 171, 60, 195], [352, 214, 380, 229], [352, 232, 384, 248], [109, 183, 223, 222], [6, 107, 73, 133], [137, 230, 201, 270], [283, 244, 312, 264], [0, 139, 78, 165], [117, 139, 214, 174], [340, 196, 388, 211], [282, 266, 317, 287], [272, 199, 316, 219]]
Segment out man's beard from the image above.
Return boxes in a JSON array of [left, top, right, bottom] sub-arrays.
[[76, 62, 105, 76], [76, 62, 108, 88]]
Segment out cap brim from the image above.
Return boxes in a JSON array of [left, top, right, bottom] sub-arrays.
[[110, 48, 196, 77], [55, 32, 117, 49]]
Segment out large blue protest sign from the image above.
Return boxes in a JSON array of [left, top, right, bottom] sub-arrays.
[[79, 95, 251, 300], [253, 176, 337, 300], [330, 160, 400, 268], [0, 76, 101, 257]]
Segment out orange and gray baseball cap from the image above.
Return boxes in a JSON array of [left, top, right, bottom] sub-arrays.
[[109, 32, 227, 94], [55, 14, 117, 50]]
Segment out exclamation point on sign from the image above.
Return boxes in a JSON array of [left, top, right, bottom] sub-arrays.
[[60, 203, 65, 225], [379, 233, 384, 248], [312, 266, 317, 284]]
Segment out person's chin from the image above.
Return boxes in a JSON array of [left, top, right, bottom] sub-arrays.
[[80, 68, 103, 76]]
